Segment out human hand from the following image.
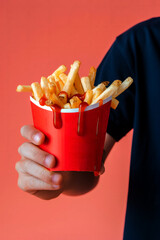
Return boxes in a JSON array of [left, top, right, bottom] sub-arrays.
[[15, 125, 71, 200]]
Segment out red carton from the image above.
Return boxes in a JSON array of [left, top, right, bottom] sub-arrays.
[[30, 96, 111, 174]]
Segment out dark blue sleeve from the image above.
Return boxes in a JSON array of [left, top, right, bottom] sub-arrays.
[[95, 38, 136, 141]]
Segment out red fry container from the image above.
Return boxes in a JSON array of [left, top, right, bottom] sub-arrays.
[[30, 96, 111, 174]]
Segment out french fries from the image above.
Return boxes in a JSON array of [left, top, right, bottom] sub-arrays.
[[91, 80, 122, 105], [92, 88, 103, 102], [62, 60, 81, 97], [111, 98, 119, 109], [88, 66, 96, 88], [59, 73, 78, 95], [40, 77, 50, 99], [16, 85, 32, 92], [84, 90, 93, 105], [31, 82, 43, 101], [58, 92, 68, 104], [70, 96, 82, 108], [64, 103, 71, 109], [112, 77, 133, 98], [50, 93, 64, 108], [74, 73, 84, 94], [48, 65, 67, 78], [81, 77, 92, 92], [16, 60, 133, 110]]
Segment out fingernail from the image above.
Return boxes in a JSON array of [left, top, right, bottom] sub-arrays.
[[52, 174, 62, 185], [44, 155, 55, 168], [33, 132, 43, 144]]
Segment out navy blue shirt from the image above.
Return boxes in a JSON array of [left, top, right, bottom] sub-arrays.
[[95, 17, 160, 240]]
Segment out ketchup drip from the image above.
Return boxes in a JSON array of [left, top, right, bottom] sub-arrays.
[[98, 99, 103, 107], [50, 104, 62, 129], [39, 96, 47, 106], [77, 102, 88, 136]]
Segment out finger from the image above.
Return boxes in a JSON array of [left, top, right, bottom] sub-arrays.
[[18, 142, 56, 168], [20, 125, 45, 145], [17, 173, 62, 192], [16, 158, 63, 186]]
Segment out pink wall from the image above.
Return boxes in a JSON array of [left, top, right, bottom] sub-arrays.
[[1, 0, 160, 239]]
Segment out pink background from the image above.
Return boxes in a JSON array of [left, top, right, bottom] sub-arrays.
[[1, 0, 160, 239]]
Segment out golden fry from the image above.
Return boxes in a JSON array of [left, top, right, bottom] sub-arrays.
[[74, 73, 84, 94], [88, 66, 96, 88], [63, 60, 81, 97], [111, 98, 119, 109], [58, 92, 68, 104], [91, 80, 122, 104], [40, 77, 50, 99], [112, 77, 133, 98], [84, 90, 93, 105], [92, 83, 106, 94], [16, 85, 32, 92], [91, 88, 103, 103], [70, 96, 82, 108], [81, 76, 92, 92], [48, 76, 60, 95], [31, 82, 43, 101], [48, 65, 67, 79], [48, 82, 56, 94], [50, 93, 64, 108], [59, 73, 78, 95], [64, 103, 71, 109], [54, 76, 64, 92], [59, 73, 67, 84]]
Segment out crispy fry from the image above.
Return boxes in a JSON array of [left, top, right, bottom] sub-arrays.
[[111, 98, 119, 109], [50, 93, 64, 108], [112, 77, 133, 98], [81, 76, 92, 92], [48, 76, 60, 95], [16, 85, 32, 92], [91, 80, 122, 104], [74, 73, 84, 94], [92, 88, 103, 103], [84, 90, 93, 105], [48, 65, 67, 78], [31, 82, 43, 101], [40, 77, 50, 99], [59, 73, 67, 84], [54, 76, 64, 92], [48, 82, 56, 94], [64, 103, 71, 109], [59, 73, 78, 95], [70, 96, 82, 108], [88, 66, 96, 88], [58, 92, 68, 104], [92, 83, 106, 95], [70, 87, 78, 96], [63, 60, 81, 97]]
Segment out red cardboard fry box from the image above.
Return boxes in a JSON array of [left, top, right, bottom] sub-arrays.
[[30, 96, 111, 174]]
